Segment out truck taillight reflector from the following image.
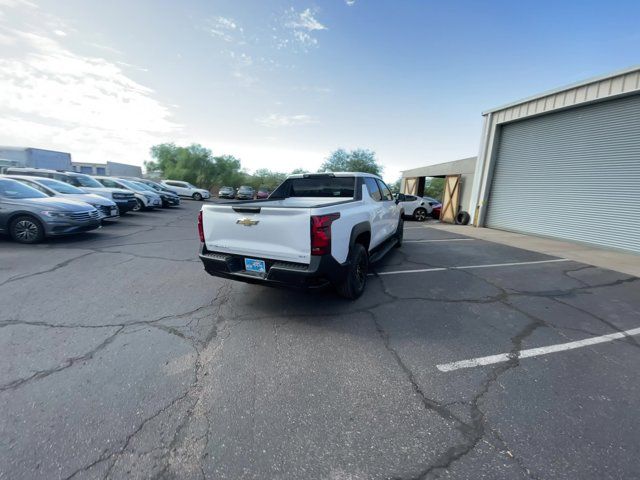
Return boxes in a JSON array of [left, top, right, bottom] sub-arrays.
[[310, 213, 340, 256], [197, 210, 204, 242]]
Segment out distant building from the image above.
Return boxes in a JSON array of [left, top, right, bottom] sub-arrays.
[[0, 146, 72, 171], [71, 161, 142, 177]]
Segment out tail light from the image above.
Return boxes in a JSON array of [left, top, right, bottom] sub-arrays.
[[197, 210, 204, 242], [310, 213, 340, 256]]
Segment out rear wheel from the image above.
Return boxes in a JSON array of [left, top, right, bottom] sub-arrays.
[[413, 208, 427, 222], [193, 192, 203, 201], [10, 215, 44, 244], [336, 243, 368, 300]]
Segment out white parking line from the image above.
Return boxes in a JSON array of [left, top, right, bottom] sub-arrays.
[[437, 327, 640, 372], [374, 258, 569, 276], [404, 238, 474, 243]]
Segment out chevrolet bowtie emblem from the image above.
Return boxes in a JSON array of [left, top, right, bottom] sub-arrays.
[[236, 218, 259, 226]]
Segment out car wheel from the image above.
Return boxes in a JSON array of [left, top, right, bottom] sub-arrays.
[[132, 199, 144, 212], [193, 192, 203, 201], [10, 215, 44, 244], [413, 207, 427, 222], [394, 217, 404, 248], [336, 243, 368, 300]]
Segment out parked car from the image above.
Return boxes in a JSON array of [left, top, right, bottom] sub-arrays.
[[119, 177, 181, 207], [94, 176, 162, 211], [431, 202, 442, 219], [4, 167, 138, 214], [198, 173, 404, 299], [422, 196, 442, 218], [397, 194, 433, 221], [4, 175, 119, 221], [0, 178, 101, 243], [236, 185, 255, 200], [218, 186, 235, 199], [161, 180, 210, 201], [256, 188, 270, 199]]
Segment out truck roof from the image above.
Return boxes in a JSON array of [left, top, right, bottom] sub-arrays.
[[286, 172, 381, 179]]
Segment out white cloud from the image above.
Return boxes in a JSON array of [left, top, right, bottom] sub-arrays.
[[207, 16, 240, 43], [53, 29, 66, 36], [345, 0, 356, 5], [256, 114, 319, 127], [291, 8, 327, 32], [283, 7, 327, 48], [0, 27, 180, 165]]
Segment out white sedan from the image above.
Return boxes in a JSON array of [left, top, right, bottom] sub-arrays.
[[399, 194, 433, 221], [161, 180, 210, 201]]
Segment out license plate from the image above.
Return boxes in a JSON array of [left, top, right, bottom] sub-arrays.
[[244, 258, 266, 273], [111, 208, 118, 216]]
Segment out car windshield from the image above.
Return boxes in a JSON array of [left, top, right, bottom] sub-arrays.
[[118, 179, 143, 190], [131, 181, 155, 191], [73, 174, 103, 188], [0, 178, 48, 199], [239, 186, 252, 191], [37, 178, 85, 194]]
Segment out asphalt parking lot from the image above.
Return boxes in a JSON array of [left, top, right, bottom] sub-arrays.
[[2, 200, 639, 480]]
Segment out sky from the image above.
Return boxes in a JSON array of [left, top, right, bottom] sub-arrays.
[[0, 0, 639, 182]]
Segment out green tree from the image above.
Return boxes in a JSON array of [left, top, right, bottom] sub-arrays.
[[149, 143, 217, 188], [148, 144, 247, 189], [290, 168, 309, 175], [319, 148, 382, 176], [424, 177, 445, 200], [250, 169, 288, 190]]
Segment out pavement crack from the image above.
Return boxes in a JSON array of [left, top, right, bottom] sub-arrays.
[[0, 325, 124, 392], [0, 251, 95, 287]]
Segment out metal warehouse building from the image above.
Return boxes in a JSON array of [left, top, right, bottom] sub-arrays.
[[469, 66, 640, 255]]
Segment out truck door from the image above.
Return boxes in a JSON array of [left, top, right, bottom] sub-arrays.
[[376, 179, 398, 239], [363, 177, 386, 249]]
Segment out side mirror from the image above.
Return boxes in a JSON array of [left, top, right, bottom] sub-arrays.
[[395, 193, 406, 203]]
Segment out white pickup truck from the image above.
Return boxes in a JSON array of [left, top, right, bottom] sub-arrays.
[[197, 172, 405, 298]]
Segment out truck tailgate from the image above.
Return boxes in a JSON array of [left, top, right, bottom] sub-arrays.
[[201, 204, 311, 263]]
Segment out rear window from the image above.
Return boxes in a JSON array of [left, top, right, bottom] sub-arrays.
[[286, 177, 355, 197]]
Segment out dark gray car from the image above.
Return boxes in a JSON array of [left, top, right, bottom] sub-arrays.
[[0, 178, 101, 243]]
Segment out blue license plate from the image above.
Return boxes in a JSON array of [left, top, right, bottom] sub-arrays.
[[244, 258, 266, 273]]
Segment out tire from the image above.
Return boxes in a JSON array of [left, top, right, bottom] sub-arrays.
[[455, 211, 471, 225], [10, 215, 44, 244], [192, 192, 203, 201], [413, 207, 428, 222], [132, 199, 144, 212], [394, 217, 404, 248], [336, 243, 369, 300]]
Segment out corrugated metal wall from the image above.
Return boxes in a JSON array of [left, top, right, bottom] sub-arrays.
[[486, 94, 640, 254]]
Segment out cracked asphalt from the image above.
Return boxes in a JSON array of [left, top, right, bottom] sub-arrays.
[[1, 200, 640, 480]]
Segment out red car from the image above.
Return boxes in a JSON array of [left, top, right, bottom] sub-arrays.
[[431, 203, 442, 219], [256, 188, 270, 199]]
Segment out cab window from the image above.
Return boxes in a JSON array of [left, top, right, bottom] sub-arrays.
[[376, 180, 393, 201], [364, 177, 382, 201]]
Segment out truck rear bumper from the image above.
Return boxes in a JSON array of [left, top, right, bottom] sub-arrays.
[[198, 244, 348, 289]]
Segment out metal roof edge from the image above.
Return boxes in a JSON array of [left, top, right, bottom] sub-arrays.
[[482, 65, 640, 115]]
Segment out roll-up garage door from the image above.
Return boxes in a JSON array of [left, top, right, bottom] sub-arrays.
[[485, 94, 640, 254]]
